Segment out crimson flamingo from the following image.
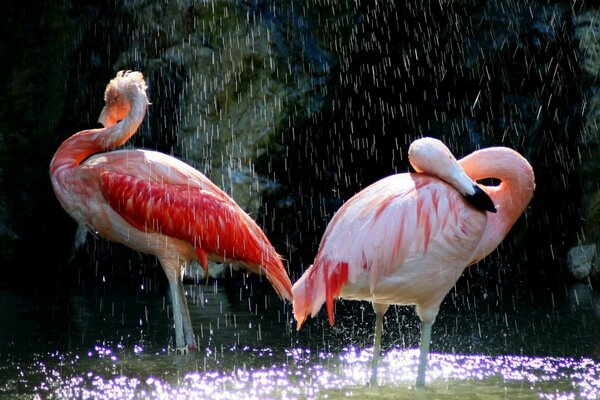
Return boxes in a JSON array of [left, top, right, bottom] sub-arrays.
[[292, 137, 534, 386], [50, 71, 293, 353]]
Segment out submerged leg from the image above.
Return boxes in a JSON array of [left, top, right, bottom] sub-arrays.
[[416, 320, 433, 387], [177, 279, 197, 350], [168, 277, 197, 354], [370, 303, 389, 385], [168, 278, 185, 351]]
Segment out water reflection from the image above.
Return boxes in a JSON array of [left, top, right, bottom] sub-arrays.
[[0, 279, 599, 398]]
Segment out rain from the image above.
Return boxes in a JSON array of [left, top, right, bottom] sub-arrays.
[[0, 0, 599, 398]]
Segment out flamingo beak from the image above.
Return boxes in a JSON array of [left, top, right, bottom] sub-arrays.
[[98, 105, 117, 128], [465, 185, 497, 213]]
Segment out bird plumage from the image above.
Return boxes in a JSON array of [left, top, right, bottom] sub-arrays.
[[293, 173, 487, 326], [50, 71, 292, 352], [292, 137, 534, 386]]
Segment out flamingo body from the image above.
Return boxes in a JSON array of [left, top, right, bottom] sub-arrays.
[[295, 173, 487, 325], [292, 138, 535, 386], [51, 71, 292, 352]]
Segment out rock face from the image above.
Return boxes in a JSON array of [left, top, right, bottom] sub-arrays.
[[573, 10, 600, 277], [113, 1, 331, 218], [567, 244, 596, 280], [0, 1, 598, 287]]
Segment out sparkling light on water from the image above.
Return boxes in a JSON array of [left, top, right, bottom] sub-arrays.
[[9, 346, 597, 399]]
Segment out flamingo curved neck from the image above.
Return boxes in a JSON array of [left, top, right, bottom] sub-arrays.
[[459, 147, 535, 261], [50, 93, 146, 174]]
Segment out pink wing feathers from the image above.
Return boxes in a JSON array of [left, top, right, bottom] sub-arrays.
[[292, 173, 486, 328], [99, 170, 292, 300]]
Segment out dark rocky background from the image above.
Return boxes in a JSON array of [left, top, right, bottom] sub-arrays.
[[0, 0, 597, 298]]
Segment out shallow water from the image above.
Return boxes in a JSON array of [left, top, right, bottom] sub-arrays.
[[0, 275, 599, 399]]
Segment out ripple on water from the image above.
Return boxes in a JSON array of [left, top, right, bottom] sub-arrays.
[[1, 346, 598, 399]]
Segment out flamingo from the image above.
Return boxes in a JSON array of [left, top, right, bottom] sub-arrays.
[[292, 137, 535, 386], [50, 71, 293, 353]]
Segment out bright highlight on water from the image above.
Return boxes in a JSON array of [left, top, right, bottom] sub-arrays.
[[4, 346, 598, 399]]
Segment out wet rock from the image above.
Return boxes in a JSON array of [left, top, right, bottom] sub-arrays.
[[574, 9, 600, 266], [567, 244, 596, 280], [113, 1, 331, 217], [574, 11, 600, 78]]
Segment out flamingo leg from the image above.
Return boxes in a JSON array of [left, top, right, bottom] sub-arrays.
[[416, 320, 433, 387], [168, 277, 197, 354], [370, 302, 389, 385]]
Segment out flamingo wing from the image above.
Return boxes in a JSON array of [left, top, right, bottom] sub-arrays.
[[292, 173, 488, 327], [98, 170, 292, 300], [84, 149, 225, 192]]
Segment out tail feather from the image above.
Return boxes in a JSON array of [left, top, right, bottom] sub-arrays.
[[292, 264, 320, 330], [260, 251, 293, 301], [292, 259, 349, 330], [240, 221, 292, 301]]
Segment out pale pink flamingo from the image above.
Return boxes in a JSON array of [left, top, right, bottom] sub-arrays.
[[292, 137, 534, 386], [50, 71, 293, 353]]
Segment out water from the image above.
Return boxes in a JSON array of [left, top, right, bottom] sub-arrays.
[[0, 274, 599, 399]]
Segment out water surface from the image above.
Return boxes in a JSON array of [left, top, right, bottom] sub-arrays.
[[0, 274, 598, 399]]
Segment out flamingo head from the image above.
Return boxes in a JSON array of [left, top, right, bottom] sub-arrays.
[[409, 137, 496, 213], [98, 71, 148, 127]]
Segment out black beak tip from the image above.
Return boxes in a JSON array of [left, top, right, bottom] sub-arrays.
[[465, 185, 497, 213]]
